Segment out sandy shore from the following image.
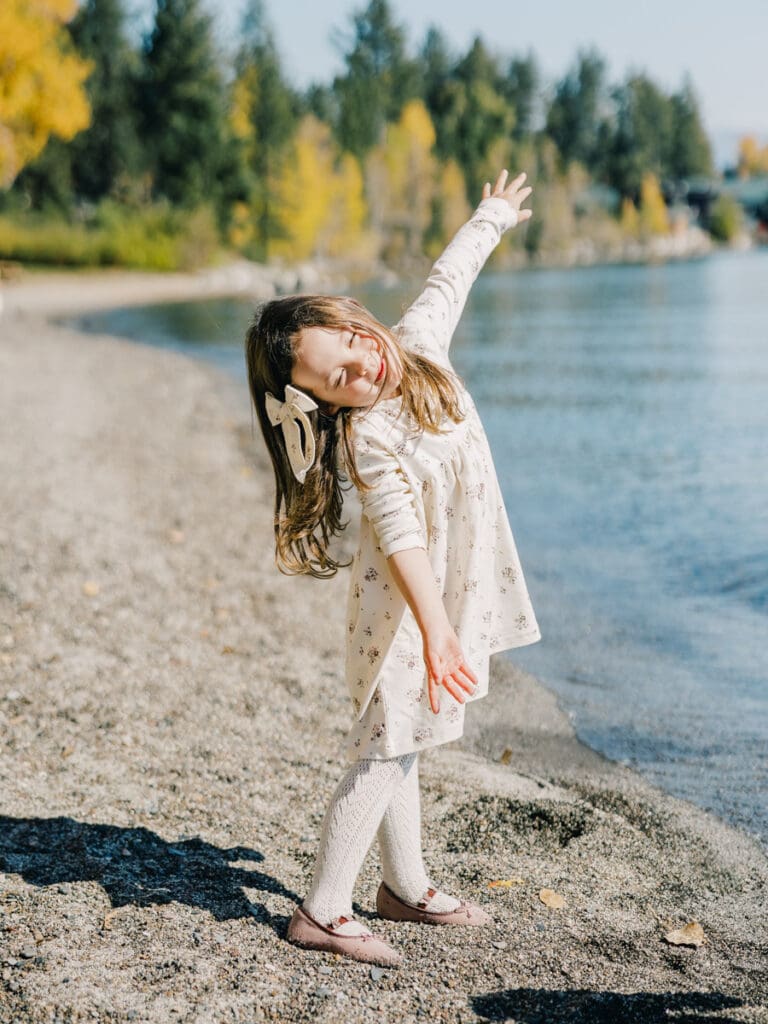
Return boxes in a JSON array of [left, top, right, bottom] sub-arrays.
[[1, 270, 767, 1024]]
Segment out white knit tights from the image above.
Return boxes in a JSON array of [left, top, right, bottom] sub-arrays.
[[302, 752, 460, 934]]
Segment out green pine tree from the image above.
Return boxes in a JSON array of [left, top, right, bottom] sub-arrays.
[[139, 0, 229, 208], [604, 73, 675, 199], [545, 48, 608, 172], [432, 37, 514, 200], [68, 0, 141, 201], [504, 53, 540, 141], [418, 26, 454, 156], [332, 0, 419, 158], [668, 77, 714, 179]]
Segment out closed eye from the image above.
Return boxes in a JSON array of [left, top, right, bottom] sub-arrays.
[[334, 332, 356, 388]]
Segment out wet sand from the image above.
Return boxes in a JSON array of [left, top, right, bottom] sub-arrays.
[[1, 270, 766, 1023]]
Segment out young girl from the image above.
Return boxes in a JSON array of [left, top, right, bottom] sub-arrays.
[[245, 169, 540, 968]]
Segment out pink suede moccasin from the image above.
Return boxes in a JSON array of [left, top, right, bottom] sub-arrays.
[[286, 904, 402, 967], [376, 881, 493, 926]]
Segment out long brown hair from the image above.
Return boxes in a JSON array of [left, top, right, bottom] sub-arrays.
[[244, 294, 464, 578]]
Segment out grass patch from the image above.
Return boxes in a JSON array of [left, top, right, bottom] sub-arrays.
[[0, 202, 220, 271]]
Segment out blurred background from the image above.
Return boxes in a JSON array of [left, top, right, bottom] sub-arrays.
[[1, 0, 766, 271]]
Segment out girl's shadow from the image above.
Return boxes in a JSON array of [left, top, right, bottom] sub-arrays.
[[0, 815, 300, 930], [471, 988, 751, 1023]]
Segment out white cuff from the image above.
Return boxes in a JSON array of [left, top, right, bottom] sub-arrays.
[[477, 196, 519, 232]]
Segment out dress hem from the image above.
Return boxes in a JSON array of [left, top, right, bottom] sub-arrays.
[[486, 626, 542, 655]]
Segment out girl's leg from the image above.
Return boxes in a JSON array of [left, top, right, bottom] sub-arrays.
[[376, 753, 461, 913], [302, 752, 416, 935]]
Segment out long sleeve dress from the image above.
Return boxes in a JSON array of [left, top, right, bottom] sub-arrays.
[[343, 196, 541, 762]]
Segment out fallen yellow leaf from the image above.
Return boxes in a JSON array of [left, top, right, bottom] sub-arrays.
[[168, 529, 185, 544], [539, 888, 567, 909], [488, 878, 525, 889], [499, 748, 513, 764], [664, 921, 707, 947], [82, 580, 100, 597]]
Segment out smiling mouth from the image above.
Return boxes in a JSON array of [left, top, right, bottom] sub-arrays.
[[374, 358, 385, 384]]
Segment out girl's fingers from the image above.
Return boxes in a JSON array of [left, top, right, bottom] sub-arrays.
[[454, 670, 477, 694], [441, 677, 466, 704], [493, 168, 509, 193], [427, 671, 440, 714], [427, 647, 478, 711], [458, 659, 479, 686], [484, 171, 533, 205]]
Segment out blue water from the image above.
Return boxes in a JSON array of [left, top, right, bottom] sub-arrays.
[[72, 249, 768, 847]]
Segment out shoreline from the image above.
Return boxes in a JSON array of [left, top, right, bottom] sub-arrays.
[[1, 272, 767, 1022], [0, 223, 758, 320]]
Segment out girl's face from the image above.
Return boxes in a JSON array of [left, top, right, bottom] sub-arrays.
[[291, 326, 402, 413]]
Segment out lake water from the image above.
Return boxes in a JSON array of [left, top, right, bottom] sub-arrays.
[[73, 249, 768, 848]]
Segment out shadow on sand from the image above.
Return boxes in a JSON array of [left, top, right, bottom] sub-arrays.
[[472, 987, 750, 1023], [0, 815, 299, 929]]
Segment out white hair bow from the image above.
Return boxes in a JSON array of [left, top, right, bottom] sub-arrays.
[[264, 384, 319, 483]]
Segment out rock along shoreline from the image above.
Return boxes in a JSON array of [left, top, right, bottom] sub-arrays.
[[1, 270, 766, 1024]]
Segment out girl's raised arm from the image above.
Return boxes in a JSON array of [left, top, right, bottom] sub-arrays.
[[393, 170, 532, 360]]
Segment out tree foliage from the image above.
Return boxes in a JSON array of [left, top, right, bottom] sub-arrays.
[[667, 78, 713, 180], [231, 0, 298, 258], [638, 171, 669, 236], [66, 0, 142, 201], [428, 37, 514, 200], [270, 115, 367, 262], [737, 136, 768, 177], [545, 49, 608, 172], [331, 0, 419, 158], [0, 0, 91, 187], [707, 194, 743, 241], [504, 53, 540, 140], [2, 0, 733, 268], [365, 99, 438, 263], [139, 0, 229, 208]]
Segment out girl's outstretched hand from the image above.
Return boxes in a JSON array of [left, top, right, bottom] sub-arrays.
[[481, 169, 533, 222], [423, 627, 479, 715]]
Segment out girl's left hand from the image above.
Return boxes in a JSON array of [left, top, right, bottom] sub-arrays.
[[481, 169, 533, 222], [423, 626, 479, 715]]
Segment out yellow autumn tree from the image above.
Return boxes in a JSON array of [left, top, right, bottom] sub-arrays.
[[365, 99, 437, 264], [323, 151, 369, 260], [439, 160, 470, 236], [424, 158, 470, 260], [268, 115, 368, 263], [271, 116, 334, 261], [0, 0, 91, 187], [638, 172, 669, 236], [531, 179, 576, 256], [620, 197, 640, 238], [737, 135, 768, 178]]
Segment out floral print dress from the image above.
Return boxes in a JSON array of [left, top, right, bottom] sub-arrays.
[[343, 197, 541, 761]]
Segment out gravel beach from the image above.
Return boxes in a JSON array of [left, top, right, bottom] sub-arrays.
[[1, 271, 766, 1024]]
